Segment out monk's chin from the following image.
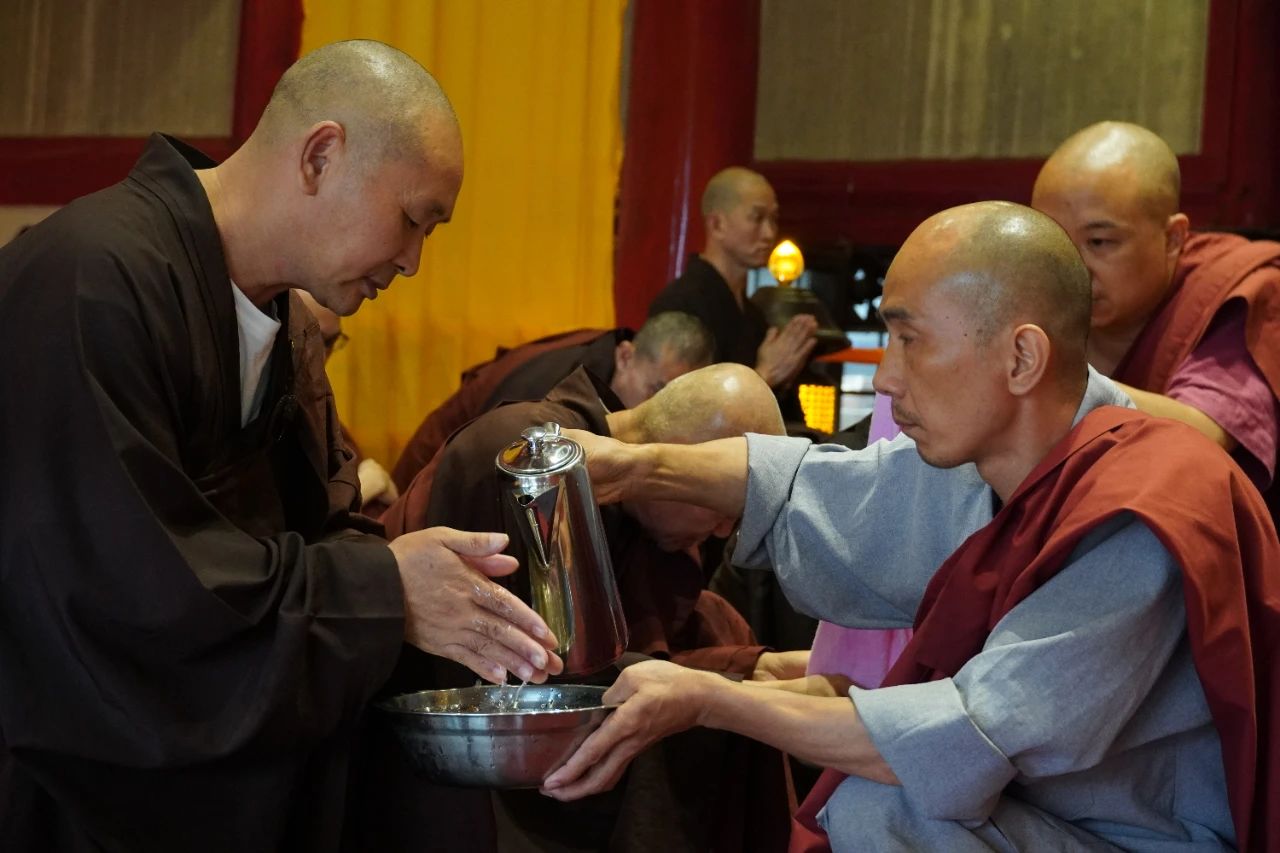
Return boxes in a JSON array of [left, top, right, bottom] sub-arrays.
[[915, 446, 968, 471]]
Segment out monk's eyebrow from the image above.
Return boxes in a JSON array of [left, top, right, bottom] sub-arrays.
[[1083, 219, 1120, 230], [880, 306, 913, 324]]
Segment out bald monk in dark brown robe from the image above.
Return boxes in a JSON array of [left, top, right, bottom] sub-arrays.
[[358, 364, 794, 853], [1033, 122, 1280, 515], [0, 41, 560, 852], [389, 310, 714, 492]]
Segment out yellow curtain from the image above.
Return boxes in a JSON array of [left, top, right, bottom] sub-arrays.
[[300, 0, 624, 467]]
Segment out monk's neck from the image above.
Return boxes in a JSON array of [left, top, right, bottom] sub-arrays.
[[196, 160, 292, 309], [1087, 324, 1146, 377], [698, 249, 749, 308], [975, 396, 1081, 504]]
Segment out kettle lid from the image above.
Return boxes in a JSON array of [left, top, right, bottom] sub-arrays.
[[497, 422, 581, 475]]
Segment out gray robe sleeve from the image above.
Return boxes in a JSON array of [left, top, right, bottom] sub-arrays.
[[851, 514, 1187, 822], [733, 432, 991, 628]]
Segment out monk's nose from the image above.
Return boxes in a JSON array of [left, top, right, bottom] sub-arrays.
[[395, 237, 424, 279]]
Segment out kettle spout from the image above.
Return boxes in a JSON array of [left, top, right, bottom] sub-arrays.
[[511, 483, 560, 569]]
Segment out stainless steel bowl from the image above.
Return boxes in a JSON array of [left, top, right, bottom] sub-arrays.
[[376, 684, 613, 788]]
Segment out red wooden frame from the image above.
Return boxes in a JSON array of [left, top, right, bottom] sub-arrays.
[[615, 0, 1280, 327], [0, 0, 302, 205]]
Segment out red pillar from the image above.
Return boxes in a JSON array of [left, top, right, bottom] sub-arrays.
[[613, 0, 761, 329]]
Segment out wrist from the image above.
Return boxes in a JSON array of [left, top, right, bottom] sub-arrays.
[[693, 670, 735, 729]]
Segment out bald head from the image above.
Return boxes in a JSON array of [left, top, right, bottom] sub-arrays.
[[701, 167, 773, 218], [613, 363, 784, 445], [257, 40, 459, 168], [1035, 121, 1180, 222], [895, 201, 1092, 388]]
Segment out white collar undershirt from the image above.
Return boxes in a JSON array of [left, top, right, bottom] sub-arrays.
[[231, 282, 281, 427]]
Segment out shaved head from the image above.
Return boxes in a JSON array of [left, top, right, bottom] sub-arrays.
[[894, 202, 1091, 389], [258, 39, 458, 168], [622, 363, 784, 444], [1035, 121, 1181, 223], [1031, 122, 1189, 345], [874, 202, 1093, 486], [701, 167, 773, 218]]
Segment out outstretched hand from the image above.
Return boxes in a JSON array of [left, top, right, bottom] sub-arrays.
[[561, 428, 636, 505], [390, 526, 563, 684], [540, 660, 720, 801], [755, 314, 819, 388]]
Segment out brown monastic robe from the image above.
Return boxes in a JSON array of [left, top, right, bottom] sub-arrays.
[[389, 328, 626, 492], [0, 135, 404, 852], [361, 367, 791, 853]]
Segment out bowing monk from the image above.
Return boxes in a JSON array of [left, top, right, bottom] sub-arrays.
[[390, 310, 714, 492], [649, 167, 818, 419], [1032, 121, 1280, 503], [541, 202, 1280, 851], [363, 363, 792, 852], [0, 41, 561, 852]]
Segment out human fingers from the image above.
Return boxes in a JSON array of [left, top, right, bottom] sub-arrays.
[[430, 527, 511, 557], [540, 733, 643, 801], [441, 627, 555, 684], [540, 713, 636, 792], [471, 576, 562, 658], [439, 640, 513, 684], [462, 552, 520, 578]]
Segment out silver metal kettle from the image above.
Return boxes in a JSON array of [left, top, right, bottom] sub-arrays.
[[496, 422, 628, 676]]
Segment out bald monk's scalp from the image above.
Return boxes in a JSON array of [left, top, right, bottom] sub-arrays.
[[1036, 121, 1181, 222], [907, 202, 1092, 390], [630, 363, 784, 444], [701, 167, 771, 218], [258, 39, 458, 169]]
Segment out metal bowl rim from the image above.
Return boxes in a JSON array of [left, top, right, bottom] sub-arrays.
[[374, 684, 612, 718]]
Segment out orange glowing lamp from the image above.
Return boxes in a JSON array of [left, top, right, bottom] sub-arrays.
[[767, 239, 805, 286]]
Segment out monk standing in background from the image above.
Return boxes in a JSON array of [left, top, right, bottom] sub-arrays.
[[649, 167, 818, 414], [1032, 121, 1280, 507], [0, 40, 560, 851]]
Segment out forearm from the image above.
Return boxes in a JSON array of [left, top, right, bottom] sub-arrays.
[[1115, 381, 1236, 450], [700, 678, 899, 784], [634, 437, 749, 516]]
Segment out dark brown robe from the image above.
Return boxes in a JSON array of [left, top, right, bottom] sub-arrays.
[[365, 367, 791, 852], [0, 135, 405, 852], [389, 328, 627, 492]]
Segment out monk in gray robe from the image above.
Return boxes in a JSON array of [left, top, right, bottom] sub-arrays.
[[540, 202, 1280, 850]]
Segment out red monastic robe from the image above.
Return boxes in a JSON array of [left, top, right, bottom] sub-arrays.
[[791, 407, 1280, 852]]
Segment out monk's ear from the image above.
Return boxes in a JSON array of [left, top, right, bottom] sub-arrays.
[[1007, 324, 1051, 397], [299, 121, 347, 196], [1164, 212, 1190, 263], [705, 210, 725, 239], [614, 340, 635, 374]]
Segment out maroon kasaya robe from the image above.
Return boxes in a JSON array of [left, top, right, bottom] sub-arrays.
[[1114, 231, 1280, 523], [791, 407, 1280, 852], [388, 328, 619, 492], [1114, 232, 1280, 396]]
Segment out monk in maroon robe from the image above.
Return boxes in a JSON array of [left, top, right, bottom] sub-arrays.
[[389, 310, 714, 492], [1033, 121, 1280, 517]]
